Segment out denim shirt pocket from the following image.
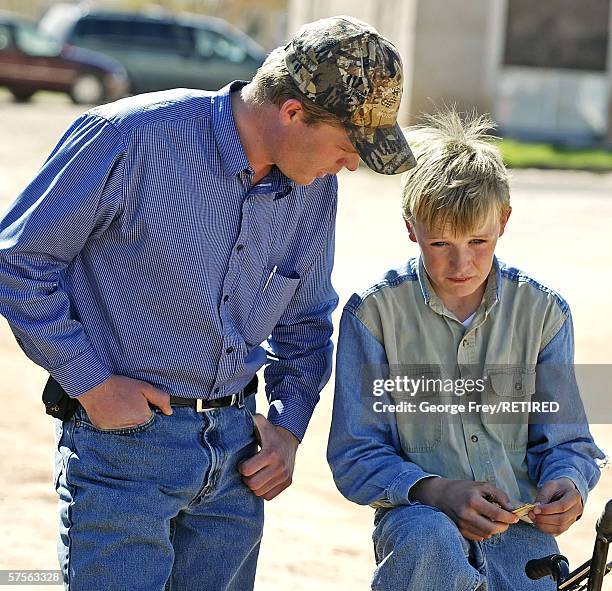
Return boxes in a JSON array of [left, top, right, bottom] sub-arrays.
[[389, 366, 443, 453], [483, 367, 536, 450], [242, 268, 300, 346]]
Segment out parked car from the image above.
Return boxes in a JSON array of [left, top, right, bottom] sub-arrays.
[[39, 6, 267, 94], [0, 12, 128, 104]]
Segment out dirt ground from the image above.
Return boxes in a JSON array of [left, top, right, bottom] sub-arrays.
[[0, 91, 610, 590]]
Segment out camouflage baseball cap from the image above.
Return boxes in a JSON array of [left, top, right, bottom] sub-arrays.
[[284, 16, 416, 175]]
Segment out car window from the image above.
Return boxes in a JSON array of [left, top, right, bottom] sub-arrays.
[[0, 25, 11, 50], [15, 23, 61, 57], [194, 28, 246, 63], [73, 17, 192, 52], [73, 17, 131, 39]]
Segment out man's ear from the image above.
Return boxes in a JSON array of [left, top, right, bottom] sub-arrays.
[[498, 207, 512, 237], [405, 219, 418, 243], [278, 99, 304, 125]]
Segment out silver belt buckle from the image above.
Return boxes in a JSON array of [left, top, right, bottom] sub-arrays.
[[195, 391, 241, 412], [196, 398, 213, 413]]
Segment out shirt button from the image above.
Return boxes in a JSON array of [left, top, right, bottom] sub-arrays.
[[223, 295, 229, 303], [226, 347, 234, 354], [236, 244, 244, 252], [463, 340, 469, 347], [471, 435, 479, 443]]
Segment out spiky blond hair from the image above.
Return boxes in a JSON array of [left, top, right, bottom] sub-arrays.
[[401, 110, 510, 234]]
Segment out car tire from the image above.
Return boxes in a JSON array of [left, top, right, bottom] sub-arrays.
[[9, 88, 35, 102], [69, 73, 105, 105]]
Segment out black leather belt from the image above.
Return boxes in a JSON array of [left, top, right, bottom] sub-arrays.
[[168, 375, 258, 412]]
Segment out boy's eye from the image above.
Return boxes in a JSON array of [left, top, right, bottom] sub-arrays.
[[470, 239, 486, 245], [430, 242, 447, 247]]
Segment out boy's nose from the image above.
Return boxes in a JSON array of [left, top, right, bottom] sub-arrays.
[[450, 248, 472, 272]]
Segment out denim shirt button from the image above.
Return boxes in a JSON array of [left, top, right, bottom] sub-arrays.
[[471, 434, 479, 443]]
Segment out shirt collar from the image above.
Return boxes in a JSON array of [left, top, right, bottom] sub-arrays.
[[417, 255, 501, 316], [210, 81, 297, 199], [247, 165, 296, 198], [486, 256, 502, 311], [211, 80, 251, 177]]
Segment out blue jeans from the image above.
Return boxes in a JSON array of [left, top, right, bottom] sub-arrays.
[[53, 396, 263, 591], [372, 504, 560, 591]]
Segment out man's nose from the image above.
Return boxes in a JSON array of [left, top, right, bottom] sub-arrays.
[[342, 153, 360, 172], [347, 154, 359, 172]]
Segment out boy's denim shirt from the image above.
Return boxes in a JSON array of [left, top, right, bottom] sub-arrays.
[[327, 256, 605, 509]]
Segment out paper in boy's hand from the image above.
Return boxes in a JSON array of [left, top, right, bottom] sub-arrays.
[[511, 502, 537, 523], [512, 503, 536, 518], [485, 496, 536, 522]]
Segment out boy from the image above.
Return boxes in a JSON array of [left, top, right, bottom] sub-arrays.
[[327, 111, 604, 590]]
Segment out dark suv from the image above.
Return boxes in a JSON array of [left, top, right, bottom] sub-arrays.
[[0, 12, 128, 103], [39, 6, 267, 94]]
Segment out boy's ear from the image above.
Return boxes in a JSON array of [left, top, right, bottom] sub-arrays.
[[404, 219, 418, 243], [498, 207, 512, 237]]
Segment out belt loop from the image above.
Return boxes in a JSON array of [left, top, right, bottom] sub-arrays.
[[236, 388, 245, 409]]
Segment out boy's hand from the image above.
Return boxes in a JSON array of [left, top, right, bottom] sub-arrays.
[[410, 478, 519, 542], [528, 478, 583, 536]]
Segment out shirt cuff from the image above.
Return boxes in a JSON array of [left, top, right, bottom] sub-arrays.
[[539, 468, 589, 506], [51, 346, 113, 398], [267, 397, 315, 442], [387, 470, 441, 506]]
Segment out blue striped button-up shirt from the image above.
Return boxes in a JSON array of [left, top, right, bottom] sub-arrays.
[[0, 81, 339, 440]]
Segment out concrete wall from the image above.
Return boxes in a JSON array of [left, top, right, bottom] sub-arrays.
[[288, 0, 612, 141], [287, 0, 495, 124], [410, 0, 497, 120]]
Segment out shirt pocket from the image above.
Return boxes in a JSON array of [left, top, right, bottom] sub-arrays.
[[242, 268, 301, 346], [482, 367, 536, 450], [389, 366, 443, 453]]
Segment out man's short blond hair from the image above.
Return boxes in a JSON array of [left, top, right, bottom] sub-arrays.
[[401, 110, 510, 234], [248, 47, 343, 127]]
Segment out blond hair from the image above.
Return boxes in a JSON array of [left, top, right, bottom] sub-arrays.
[[246, 47, 343, 127], [401, 110, 510, 234]]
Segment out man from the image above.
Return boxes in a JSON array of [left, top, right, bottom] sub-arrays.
[[0, 15, 415, 591]]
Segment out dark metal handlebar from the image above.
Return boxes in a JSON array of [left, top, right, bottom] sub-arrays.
[[587, 499, 612, 591], [525, 554, 570, 582]]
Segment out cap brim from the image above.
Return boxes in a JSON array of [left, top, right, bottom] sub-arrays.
[[347, 122, 416, 175]]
